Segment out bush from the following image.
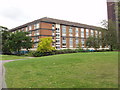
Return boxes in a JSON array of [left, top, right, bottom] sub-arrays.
[[28, 48, 113, 57], [28, 51, 56, 57], [54, 49, 78, 54], [74, 48, 85, 52]]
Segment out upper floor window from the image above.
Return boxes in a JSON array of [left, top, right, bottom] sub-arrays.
[[25, 27, 28, 32], [52, 24, 54, 27], [52, 24, 55, 30], [18, 29, 21, 32], [76, 28, 79, 34], [81, 28, 84, 38], [69, 27, 73, 35], [91, 30, 94, 36], [56, 28, 60, 33], [21, 28, 24, 32], [62, 25, 66, 34], [29, 26, 32, 30], [34, 23, 39, 29], [99, 31, 102, 38], [95, 31, 98, 38], [86, 29, 89, 38]]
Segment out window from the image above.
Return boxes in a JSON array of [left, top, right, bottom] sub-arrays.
[[81, 39, 84, 48], [34, 43, 38, 48], [34, 23, 39, 29], [25, 27, 28, 32], [34, 30, 39, 36], [29, 26, 32, 30], [34, 37, 39, 42], [62, 25, 66, 35], [21, 28, 24, 32], [91, 30, 94, 36], [76, 38, 79, 47], [56, 28, 60, 33], [52, 24, 55, 29], [52, 24, 54, 27], [76, 28, 79, 33], [29, 31, 32, 36], [62, 37, 66, 43], [99, 31, 102, 38], [95, 31, 98, 38], [86, 29, 89, 38], [56, 40, 60, 43], [56, 46, 60, 49], [56, 34, 60, 38], [18, 29, 21, 32], [62, 43, 66, 46], [69, 27, 73, 35], [69, 38, 73, 47], [81, 28, 84, 38]]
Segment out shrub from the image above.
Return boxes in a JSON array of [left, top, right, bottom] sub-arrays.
[[37, 37, 56, 52], [28, 50, 56, 57]]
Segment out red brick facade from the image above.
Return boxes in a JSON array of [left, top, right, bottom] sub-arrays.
[[10, 17, 103, 50]]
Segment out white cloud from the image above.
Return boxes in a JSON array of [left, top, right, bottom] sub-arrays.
[[0, 0, 108, 29]]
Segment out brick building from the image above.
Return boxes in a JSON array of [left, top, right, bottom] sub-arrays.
[[107, 1, 116, 21], [107, 0, 120, 44], [10, 17, 103, 50]]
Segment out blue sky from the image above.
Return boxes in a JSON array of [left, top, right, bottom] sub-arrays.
[[0, 0, 108, 29]]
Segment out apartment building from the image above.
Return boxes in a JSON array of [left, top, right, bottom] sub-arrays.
[[10, 17, 103, 50]]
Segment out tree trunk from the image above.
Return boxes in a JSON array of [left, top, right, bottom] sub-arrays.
[[110, 45, 113, 51]]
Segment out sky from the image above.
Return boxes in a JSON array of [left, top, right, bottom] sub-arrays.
[[0, 0, 108, 29]]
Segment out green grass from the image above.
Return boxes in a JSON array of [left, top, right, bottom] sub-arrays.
[[1, 55, 29, 60], [4, 52, 118, 88]]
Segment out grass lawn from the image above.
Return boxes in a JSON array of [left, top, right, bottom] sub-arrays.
[[4, 52, 118, 88], [1, 55, 29, 60]]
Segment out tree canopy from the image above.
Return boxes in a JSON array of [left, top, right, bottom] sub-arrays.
[[1, 28, 33, 54]]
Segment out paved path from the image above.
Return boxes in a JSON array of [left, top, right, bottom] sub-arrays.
[[0, 57, 35, 89]]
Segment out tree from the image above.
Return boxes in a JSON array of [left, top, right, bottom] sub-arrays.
[[0, 26, 11, 54], [118, 1, 120, 24], [101, 20, 119, 50], [118, 1, 120, 44], [86, 36, 101, 50], [37, 37, 55, 52], [9, 31, 33, 53], [1, 28, 33, 54]]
